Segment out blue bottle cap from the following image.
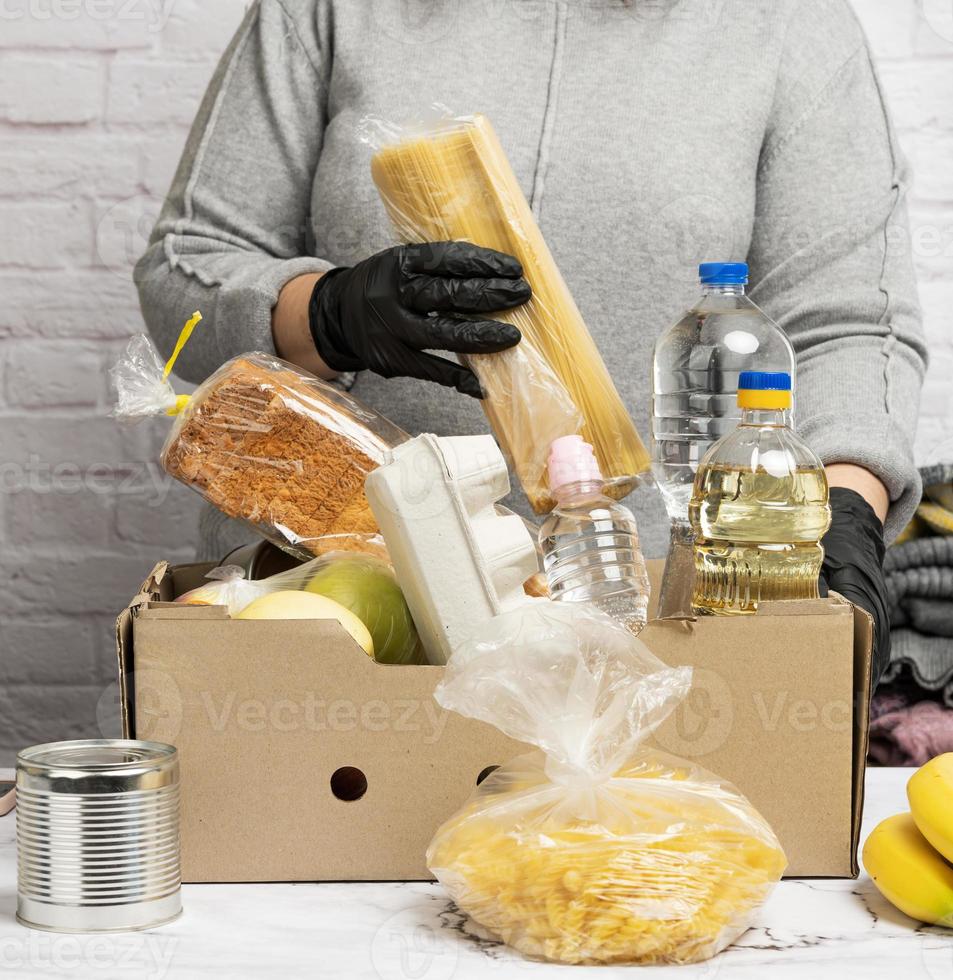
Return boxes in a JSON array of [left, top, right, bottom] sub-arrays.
[[738, 371, 792, 391], [699, 262, 748, 285]]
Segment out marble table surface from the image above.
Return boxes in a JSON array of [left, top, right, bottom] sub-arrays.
[[0, 766, 950, 979]]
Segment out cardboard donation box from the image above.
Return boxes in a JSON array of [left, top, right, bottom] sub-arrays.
[[116, 560, 872, 883]]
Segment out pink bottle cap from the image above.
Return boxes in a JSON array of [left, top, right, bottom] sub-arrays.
[[547, 435, 603, 493]]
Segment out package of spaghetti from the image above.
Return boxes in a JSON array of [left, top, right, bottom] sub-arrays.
[[362, 111, 651, 512], [428, 603, 787, 965], [112, 330, 408, 559]]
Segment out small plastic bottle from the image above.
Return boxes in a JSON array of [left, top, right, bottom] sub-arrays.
[[539, 435, 651, 632], [689, 371, 831, 615]]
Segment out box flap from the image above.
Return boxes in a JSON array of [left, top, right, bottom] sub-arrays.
[[757, 596, 850, 617], [115, 561, 169, 737], [850, 603, 874, 876], [139, 603, 230, 620]]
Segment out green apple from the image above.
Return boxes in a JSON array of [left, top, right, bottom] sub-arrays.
[[305, 555, 424, 665]]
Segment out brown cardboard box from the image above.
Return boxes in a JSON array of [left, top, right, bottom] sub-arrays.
[[116, 560, 872, 882]]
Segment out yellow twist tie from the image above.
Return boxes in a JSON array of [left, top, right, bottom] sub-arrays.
[[163, 311, 203, 416]]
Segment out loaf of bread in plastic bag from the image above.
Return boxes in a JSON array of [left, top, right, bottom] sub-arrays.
[[161, 353, 408, 558]]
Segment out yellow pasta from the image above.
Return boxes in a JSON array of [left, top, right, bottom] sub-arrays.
[[370, 114, 651, 512], [427, 753, 787, 966]]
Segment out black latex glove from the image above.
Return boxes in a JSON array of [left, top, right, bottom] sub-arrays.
[[820, 487, 891, 687], [308, 242, 530, 398]]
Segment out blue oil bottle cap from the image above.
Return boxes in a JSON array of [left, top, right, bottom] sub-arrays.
[[699, 262, 748, 285]]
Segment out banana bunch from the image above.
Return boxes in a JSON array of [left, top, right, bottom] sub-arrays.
[[863, 753, 953, 927]]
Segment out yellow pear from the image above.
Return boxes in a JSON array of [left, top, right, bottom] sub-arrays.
[[236, 590, 373, 657]]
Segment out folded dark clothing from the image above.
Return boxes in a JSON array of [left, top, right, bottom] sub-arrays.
[[882, 631, 953, 708], [885, 537, 953, 637], [882, 463, 953, 703]]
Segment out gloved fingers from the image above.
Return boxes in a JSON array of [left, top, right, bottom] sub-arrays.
[[826, 567, 891, 625], [400, 241, 524, 279], [400, 314, 521, 354], [823, 560, 892, 685], [382, 347, 484, 398], [400, 274, 531, 314]]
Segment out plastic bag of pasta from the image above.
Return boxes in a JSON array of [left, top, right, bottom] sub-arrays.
[[361, 110, 651, 512], [428, 603, 787, 965]]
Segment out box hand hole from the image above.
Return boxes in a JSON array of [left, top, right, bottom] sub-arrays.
[[477, 765, 500, 786], [330, 766, 368, 801]]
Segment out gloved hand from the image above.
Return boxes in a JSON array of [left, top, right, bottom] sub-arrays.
[[820, 487, 891, 687], [309, 241, 531, 398]]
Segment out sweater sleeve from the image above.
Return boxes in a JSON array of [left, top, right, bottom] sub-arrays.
[[747, 1, 928, 543], [134, 0, 333, 384]]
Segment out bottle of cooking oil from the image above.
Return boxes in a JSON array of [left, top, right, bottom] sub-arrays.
[[689, 371, 831, 615]]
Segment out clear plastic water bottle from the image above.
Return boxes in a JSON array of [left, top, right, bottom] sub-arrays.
[[652, 262, 795, 616], [690, 372, 831, 615], [539, 435, 651, 632]]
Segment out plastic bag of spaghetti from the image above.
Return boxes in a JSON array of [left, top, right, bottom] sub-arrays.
[[360, 109, 650, 513], [176, 547, 424, 665], [428, 603, 787, 965], [111, 326, 408, 560]]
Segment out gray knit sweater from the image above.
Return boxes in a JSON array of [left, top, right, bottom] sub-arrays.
[[135, 0, 928, 560]]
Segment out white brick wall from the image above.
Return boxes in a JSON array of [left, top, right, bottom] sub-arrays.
[[0, 0, 951, 763], [0, 0, 250, 762]]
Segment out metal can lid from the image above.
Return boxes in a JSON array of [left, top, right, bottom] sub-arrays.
[[17, 740, 178, 795]]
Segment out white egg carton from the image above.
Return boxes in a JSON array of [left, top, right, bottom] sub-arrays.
[[364, 434, 538, 665]]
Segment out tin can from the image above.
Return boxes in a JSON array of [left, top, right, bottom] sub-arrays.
[[16, 739, 181, 933]]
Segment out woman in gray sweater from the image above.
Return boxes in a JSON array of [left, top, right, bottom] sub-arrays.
[[136, 0, 928, 681]]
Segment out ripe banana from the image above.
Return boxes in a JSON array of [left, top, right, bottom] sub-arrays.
[[908, 752, 953, 863], [862, 812, 953, 927]]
